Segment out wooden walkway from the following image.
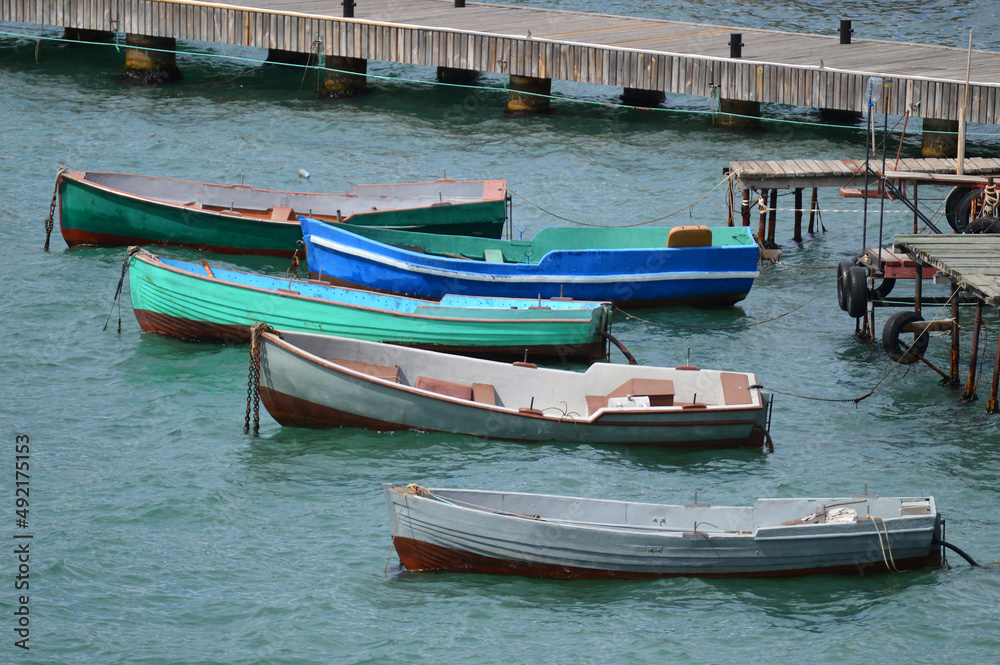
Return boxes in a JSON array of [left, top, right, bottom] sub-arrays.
[[893, 234, 1000, 307], [3, 0, 1000, 122], [730, 157, 1000, 190]]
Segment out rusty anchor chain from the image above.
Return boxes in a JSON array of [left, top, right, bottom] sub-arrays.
[[245, 322, 277, 436], [43, 168, 67, 252]]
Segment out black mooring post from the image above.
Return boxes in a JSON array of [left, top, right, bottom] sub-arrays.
[[455, 0, 466, 6], [729, 33, 743, 59], [343, 0, 355, 18], [840, 20, 853, 44]]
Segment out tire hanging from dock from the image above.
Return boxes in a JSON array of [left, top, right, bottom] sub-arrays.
[[843, 266, 868, 319], [882, 311, 929, 364]]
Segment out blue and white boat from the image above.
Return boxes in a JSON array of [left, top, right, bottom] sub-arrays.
[[300, 218, 760, 307]]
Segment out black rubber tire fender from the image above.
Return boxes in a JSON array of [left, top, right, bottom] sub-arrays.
[[882, 310, 930, 364], [836, 258, 855, 311], [871, 277, 896, 300], [945, 186, 979, 233], [844, 266, 868, 318], [966, 215, 1000, 234]]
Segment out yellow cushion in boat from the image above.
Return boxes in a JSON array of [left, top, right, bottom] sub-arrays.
[[666, 225, 712, 248]]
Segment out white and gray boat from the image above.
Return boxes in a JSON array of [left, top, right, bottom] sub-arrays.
[[384, 484, 943, 579], [255, 330, 772, 449]]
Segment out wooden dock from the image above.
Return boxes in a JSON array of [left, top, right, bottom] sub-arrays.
[[723, 156, 1000, 248], [3, 0, 1000, 125], [894, 235, 1000, 307], [889, 234, 1000, 409], [730, 157, 1000, 190]]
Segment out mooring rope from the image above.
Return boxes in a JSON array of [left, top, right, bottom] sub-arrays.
[[615, 273, 959, 406], [104, 246, 141, 334], [507, 169, 741, 229], [869, 514, 904, 573], [384, 490, 409, 576], [614, 280, 834, 332]]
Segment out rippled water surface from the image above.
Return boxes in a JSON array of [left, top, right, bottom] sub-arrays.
[[2, 2, 999, 663]]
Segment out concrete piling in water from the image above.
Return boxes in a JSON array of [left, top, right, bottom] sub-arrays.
[[119, 34, 182, 84], [717, 99, 761, 129], [506, 75, 551, 113], [622, 88, 666, 108], [320, 56, 367, 97], [63, 28, 114, 43], [921, 118, 959, 157], [437, 67, 479, 84], [266, 49, 312, 67]]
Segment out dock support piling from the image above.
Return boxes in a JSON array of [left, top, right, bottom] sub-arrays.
[[507, 75, 551, 113], [119, 34, 182, 84], [757, 189, 767, 244], [948, 284, 962, 387], [819, 108, 862, 123], [266, 49, 311, 66], [63, 28, 114, 43], [320, 56, 367, 97], [767, 189, 778, 246], [741, 189, 751, 227], [988, 317, 1000, 413], [962, 301, 983, 402], [437, 67, 479, 83], [921, 118, 959, 157], [622, 87, 665, 107], [808, 188, 818, 233], [793, 188, 803, 242], [717, 98, 760, 129]]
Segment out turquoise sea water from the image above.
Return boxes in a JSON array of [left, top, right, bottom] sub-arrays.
[[2, 2, 1000, 663]]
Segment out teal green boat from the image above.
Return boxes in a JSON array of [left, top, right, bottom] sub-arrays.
[[127, 249, 613, 362], [57, 170, 508, 257]]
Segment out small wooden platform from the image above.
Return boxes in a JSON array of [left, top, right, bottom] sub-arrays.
[[730, 157, 1000, 190], [893, 234, 1000, 306]]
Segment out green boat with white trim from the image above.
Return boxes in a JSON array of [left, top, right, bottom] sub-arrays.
[[57, 170, 508, 257]]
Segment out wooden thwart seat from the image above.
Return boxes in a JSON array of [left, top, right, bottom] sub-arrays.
[[270, 206, 295, 221], [587, 378, 675, 414], [332, 359, 401, 383], [666, 225, 712, 248], [412, 377, 498, 404], [472, 382, 497, 405], [415, 376, 472, 400]]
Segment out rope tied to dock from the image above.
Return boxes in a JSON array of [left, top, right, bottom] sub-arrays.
[[614, 279, 834, 332], [507, 169, 741, 229]]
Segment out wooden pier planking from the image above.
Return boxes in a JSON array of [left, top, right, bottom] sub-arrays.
[[730, 157, 1000, 191], [3, 0, 1000, 123], [893, 235, 1000, 306]]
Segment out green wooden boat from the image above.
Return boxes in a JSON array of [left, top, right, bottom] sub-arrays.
[[126, 249, 613, 361], [57, 170, 508, 257]]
